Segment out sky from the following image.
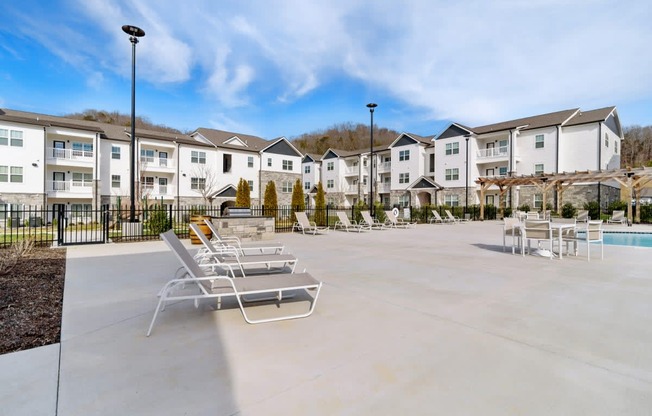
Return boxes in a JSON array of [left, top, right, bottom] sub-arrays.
[[1, 0, 651, 140]]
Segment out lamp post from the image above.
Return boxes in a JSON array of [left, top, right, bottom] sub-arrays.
[[465, 134, 470, 214], [366, 103, 377, 215], [122, 24, 145, 222]]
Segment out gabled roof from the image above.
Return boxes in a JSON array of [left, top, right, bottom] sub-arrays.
[[302, 153, 322, 163], [211, 184, 237, 198], [389, 132, 434, 148], [564, 106, 617, 127], [260, 136, 303, 157], [321, 148, 360, 159], [472, 108, 580, 134], [433, 123, 474, 141], [407, 176, 443, 190], [192, 128, 268, 152]]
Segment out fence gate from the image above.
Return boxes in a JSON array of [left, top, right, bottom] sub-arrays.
[[57, 205, 109, 246]]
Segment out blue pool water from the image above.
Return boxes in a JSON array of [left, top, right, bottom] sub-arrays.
[[602, 232, 652, 248]]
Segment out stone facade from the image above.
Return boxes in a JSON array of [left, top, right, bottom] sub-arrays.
[[210, 216, 275, 241], [325, 191, 346, 206], [517, 183, 620, 211], [260, 171, 301, 206], [0, 193, 45, 206]]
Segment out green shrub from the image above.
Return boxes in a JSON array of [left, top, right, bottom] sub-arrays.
[[374, 203, 387, 224], [517, 204, 531, 212], [583, 201, 601, 221], [484, 204, 497, 219], [353, 200, 368, 224], [561, 203, 576, 218], [607, 200, 628, 214], [148, 207, 169, 235]]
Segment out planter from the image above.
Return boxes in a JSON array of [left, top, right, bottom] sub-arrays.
[[189, 215, 212, 244]]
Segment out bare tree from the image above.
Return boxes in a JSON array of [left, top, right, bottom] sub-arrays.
[[191, 164, 220, 206]]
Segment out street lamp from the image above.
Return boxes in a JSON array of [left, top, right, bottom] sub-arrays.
[[366, 103, 377, 215], [465, 134, 471, 214], [122, 24, 145, 222]]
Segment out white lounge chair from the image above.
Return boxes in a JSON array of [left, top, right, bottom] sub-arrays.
[[360, 211, 388, 230], [334, 211, 370, 232], [204, 219, 284, 255], [384, 210, 416, 228], [430, 210, 453, 224], [292, 211, 329, 235], [190, 223, 298, 277], [148, 230, 322, 336], [575, 210, 589, 223], [445, 209, 470, 223], [502, 217, 522, 254], [607, 210, 626, 225]]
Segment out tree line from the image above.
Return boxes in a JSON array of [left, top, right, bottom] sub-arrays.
[[622, 125, 652, 168]]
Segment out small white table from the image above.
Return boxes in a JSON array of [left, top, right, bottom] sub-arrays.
[[550, 223, 577, 259]]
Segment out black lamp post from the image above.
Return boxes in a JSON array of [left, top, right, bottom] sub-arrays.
[[122, 25, 145, 222], [464, 134, 471, 214], [366, 103, 377, 214]]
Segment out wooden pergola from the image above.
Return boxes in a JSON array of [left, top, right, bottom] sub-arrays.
[[475, 167, 652, 223]]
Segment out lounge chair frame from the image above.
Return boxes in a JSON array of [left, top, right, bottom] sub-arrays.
[[360, 211, 388, 230], [292, 212, 329, 235], [334, 211, 370, 232]]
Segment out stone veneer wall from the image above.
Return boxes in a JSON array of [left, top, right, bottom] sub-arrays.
[[0, 193, 45, 206], [516, 183, 620, 211], [210, 216, 275, 241]]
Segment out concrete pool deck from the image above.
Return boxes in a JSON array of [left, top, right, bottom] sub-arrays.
[[1, 220, 651, 415]]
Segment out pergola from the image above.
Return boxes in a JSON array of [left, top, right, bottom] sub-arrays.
[[475, 167, 652, 223]]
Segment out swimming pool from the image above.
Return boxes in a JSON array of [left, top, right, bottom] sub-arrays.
[[602, 232, 652, 248]]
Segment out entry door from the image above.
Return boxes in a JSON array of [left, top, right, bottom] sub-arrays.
[[158, 177, 168, 194], [486, 195, 495, 205], [53, 141, 65, 158], [53, 172, 65, 190], [159, 151, 168, 167]]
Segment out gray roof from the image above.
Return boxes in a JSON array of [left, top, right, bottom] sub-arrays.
[[472, 108, 580, 134], [564, 106, 616, 127], [193, 128, 269, 152]]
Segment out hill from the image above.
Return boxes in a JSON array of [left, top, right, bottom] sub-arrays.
[[290, 122, 402, 155]]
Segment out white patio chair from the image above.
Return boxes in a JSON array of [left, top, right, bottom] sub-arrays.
[[503, 217, 522, 254], [292, 212, 329, 235], [606, 210, 626, 225], [148, 230, 322, 336], [360, 211, 388, 230], [445, 209, 470, 223], [204, 219, 285, 255], [334, 211, 369, 232], [430, 210, 454, 224], [384, 210, 416, 229], [521, 219, 554, 260]]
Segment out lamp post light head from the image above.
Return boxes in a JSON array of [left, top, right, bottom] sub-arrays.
[[366, 103, 377, 112], [122, 25, 146, 38]]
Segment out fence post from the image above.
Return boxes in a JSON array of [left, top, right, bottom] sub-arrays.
[[57, 204, 64, 246], [168, 204, 173, 231], [326, 205, 330, 228]]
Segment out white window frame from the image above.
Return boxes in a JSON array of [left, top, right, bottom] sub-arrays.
[[604, 133, 609, 147], [281, 181, 292, 193], [444, 194, 459, 207], [499, 167, 508, 176], [327, 162, 334, 171], [0, 166, 7, 182], [247, 180, 254, 191], [304, 165, 310, 174], [535, 135, 544, 149], [445, 168, 459, 181], [111, 175, 120, 188], [191, 177, 206, 190], [111, 146, 121, 160], [534, 193, 543, 210], [445, 142, 460, 155], [248, 156, 254, 168], [399, 173, 410, 184], [72, 172, 92, 187], [399, 150, 410, 161], [282, 160, 293, 171], [267, 158, 272, 167], [327, 179, 334, 189], [304, 181, 311, 190], [534, 164, 544, 175], [191, 151, 206, 164], [10, 130, 23, 147], [0, 129, 8, 146]]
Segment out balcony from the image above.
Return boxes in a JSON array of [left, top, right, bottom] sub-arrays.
[[46, 180, 93, 197], [476, 146, 509, 160], [141, 156, 175, 172], [377, 183, 391, 193], [141, 184, 176, 197], [377, 161, 391, 173], [344, 166, 359, 176], [46, 147, 94, 167]]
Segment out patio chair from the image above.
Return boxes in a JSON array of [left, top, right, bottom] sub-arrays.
[[563, 220, 604, 261], [520, 219, 554, 259], [292, 211, 329, 235], [334, 211, 370, 232], [576, 210, 589, 223], [525, 212, 539, 220], [503, 217, 522, 254], [429, 210, 451, 224], [360, 211, 388, 230], [607, 210, 627, 225], [204, 219, 285, 255], [445, 209, 470, 223], [384, 210, 416, 229], [190, 223, 298, 277], [148, 230, 322, 336]]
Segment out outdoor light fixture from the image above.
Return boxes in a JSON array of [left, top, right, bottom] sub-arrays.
[[366, 103, 377, 214], [122, 24, 145, 222]]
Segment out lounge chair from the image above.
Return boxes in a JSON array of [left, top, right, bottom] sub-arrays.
[[147, 230, 322, 336], [502, 217, 522, 254], [445, 209, 470, 223], [430, 210, 453, 224], [563, 220, 604, 261], [292, 211, 329, 235], [190, 223, 298, 277], [384, 210, 416, 228], [576, 210, 589, 223], [204, 219, 285, 255], [360, 211, 388, 230], [520, 219, 554, 259], [334, 211, 370, 232], [607, 210, 627, 225]]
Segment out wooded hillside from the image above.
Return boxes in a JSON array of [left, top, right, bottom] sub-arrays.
[[291, 122, 401, 155], [65, 109, 183, 134], [622, 125, 652, 168]]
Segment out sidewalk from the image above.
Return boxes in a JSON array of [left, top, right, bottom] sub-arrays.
[[2, 221, 652, 415]]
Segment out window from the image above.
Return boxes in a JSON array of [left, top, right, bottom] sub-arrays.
[[304, 165, 311, 174], [604, 133, 609, 147], [248, 156, 254, 168], [111, 146, 121, 159], [399, 173, 410, 184], [111, 175, 120, 188], [327, 179, 334, 189], [327, 162, 334, 171], [72, 172, 92, 187], [10, 130, 23, 147], [399, 150, 410, 161], [191, 151, 206, 164], [444, 195, 459, 207], [0, 129, 7, 146], [0, 166, 8, 182], [535, 135, 544, 149], [72, 142, 93, 156], [267, 158, 272, 167], [486, 168, 494, 176], [191, 177, 205, 190], [141, 176, 154, 190], [248, 180, 254, 190], [281, 181, 292, 193], [534, 193, 543, 209], [223, 154, 232, 172], [399, 195, 409, 208], [615, 140, 619, 154], [140, 149, 154, 163], [282, 160, 293, 171], [445, 142, 460, 155], [445, 168, 459, 181], [534, 164, 544, 175], [429, 154, 435, 172], [499, 167, 508, 176], [304, 181, 311, 190]]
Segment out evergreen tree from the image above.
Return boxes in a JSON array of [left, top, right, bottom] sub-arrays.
[[263, 181, 278, 216], [235, 178, 251, 207], [314, 181, 326, 226], [291, 178, 306, 222]]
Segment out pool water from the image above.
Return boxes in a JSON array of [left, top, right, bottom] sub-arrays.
[[602, 232, 652, 248]]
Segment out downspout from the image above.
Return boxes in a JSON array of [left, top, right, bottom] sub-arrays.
[[176, 142, 180, 210], [43, 126, 47, 207], [555, 125, 561, 210], [597, 123, 602, 210], [94, 132, 100, 209], [509, 129, 514, 210]]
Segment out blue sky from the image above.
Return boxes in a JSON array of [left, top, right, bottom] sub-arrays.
[[1, 0, 651, 140]]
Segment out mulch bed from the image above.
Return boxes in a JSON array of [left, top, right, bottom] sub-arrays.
[[0, 248, 66, 354]]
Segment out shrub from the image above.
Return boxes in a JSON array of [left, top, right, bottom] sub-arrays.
[[484, 204, 497, 219], [561, 203, 576, 218], [0, 238, 34, 276], [353, 200, 368, 224], [313, 182, 326, 226], [374, 202, 387, 223], [517, 204, 531, 212], [148, 207, 169, 235], [607, 200, 628, 214], [583, 201, 601, 221]]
